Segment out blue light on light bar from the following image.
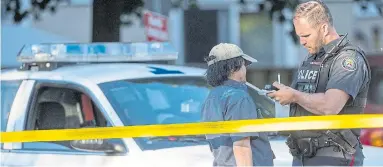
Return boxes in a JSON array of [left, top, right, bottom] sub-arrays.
[[17, 42, 178, 63]]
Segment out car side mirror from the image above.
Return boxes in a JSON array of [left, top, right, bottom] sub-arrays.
[[70, 139, 126, 154]]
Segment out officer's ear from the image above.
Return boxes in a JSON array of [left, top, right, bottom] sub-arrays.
[[321, 23, 329, 36]]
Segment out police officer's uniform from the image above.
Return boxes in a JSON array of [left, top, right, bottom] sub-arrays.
[[287, 35, 371, 166]]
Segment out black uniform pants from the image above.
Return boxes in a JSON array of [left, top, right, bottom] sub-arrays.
[[292, 145, 364, 166]]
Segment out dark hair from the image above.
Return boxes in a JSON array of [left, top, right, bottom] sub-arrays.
[[205, 57, 245, 87]]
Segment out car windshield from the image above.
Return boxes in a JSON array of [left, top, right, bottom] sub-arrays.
[[99, 76, 275, 150]]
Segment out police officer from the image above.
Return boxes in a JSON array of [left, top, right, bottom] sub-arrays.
[[267, 1, 371, 166], [201, 43, 275, 166]]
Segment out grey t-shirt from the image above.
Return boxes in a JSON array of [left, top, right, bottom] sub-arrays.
[[314, 36, 370, 100], [326, 49, 370, 100], [201, 79, 274, 166]]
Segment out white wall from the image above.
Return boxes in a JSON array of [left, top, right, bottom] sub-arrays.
[[30, 5, 146, 43], [325, 0, 383, 54], [352, 18, 383, 54], [31, 6, 92, 42], [325, 0, 355, 36], [120, 19, 146, 43], [1, 25, 75, 67]]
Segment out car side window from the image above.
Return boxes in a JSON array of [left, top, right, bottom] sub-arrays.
[[1, 80, 22, 148], [22, 86, 120, 153], [1, 80, 22, 132]]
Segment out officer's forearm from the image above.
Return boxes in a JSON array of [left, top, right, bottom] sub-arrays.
[[292, 90, 333, 115], [292, 89, 349, 115]]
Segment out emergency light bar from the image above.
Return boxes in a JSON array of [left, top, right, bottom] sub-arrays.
[[17, 42, 178, 63]]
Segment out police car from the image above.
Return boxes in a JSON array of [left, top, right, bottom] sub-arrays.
[[1, 42, 382, 167]]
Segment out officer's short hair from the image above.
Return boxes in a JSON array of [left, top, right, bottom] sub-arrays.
[[293, 0, 333, 28], [205, 57, 245, 87]]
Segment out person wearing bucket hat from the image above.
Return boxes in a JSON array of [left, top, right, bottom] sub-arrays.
[[206, 43, 258, 66], [201, 43, 275, 167]]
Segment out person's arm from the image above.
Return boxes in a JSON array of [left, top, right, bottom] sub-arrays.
[[291, 89, 349, 115], [292, 51, 369, 115], [225, 95, 259, 166], [233, 137, 253, 166]]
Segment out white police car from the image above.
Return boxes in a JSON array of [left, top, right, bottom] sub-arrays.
[[1, 42, 382, 167]]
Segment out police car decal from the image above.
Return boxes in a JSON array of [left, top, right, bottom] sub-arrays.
[[148, 66, 184, 74], [341, 57, 357, 71]]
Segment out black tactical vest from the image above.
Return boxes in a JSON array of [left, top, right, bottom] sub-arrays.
[[289, 42, 371, 139]]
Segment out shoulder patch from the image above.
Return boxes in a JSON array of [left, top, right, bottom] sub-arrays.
[[341, 57, 357, 71]]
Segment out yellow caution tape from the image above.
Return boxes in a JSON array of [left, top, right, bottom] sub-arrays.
[[1, 114, 383, 143]]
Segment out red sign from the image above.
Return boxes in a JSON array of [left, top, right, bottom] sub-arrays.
[[143, 11, 169, 42]]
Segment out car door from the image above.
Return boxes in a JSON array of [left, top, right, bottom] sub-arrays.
[[3, 81, 137, 167]]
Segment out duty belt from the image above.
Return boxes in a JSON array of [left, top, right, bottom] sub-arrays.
[[287, 130, 357, 158], [295, 137, 334, 158], [325, 130, 357, 155]]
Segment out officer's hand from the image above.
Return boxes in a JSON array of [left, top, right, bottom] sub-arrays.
[[267, 82, 296, 105]]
